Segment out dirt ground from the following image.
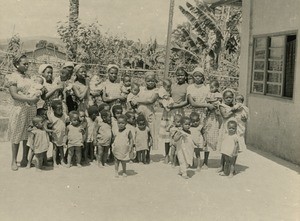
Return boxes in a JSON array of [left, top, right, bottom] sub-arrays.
[[0, 142, 299, 221]]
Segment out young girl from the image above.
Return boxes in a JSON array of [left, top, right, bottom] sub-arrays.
[[219, 120, 240, 177], [189, 112, 206, 172], [135, 114, 152, 164], [168, 114, 182, 168], [72, 64, 89, 111], [26, 116, 50, 171], [47, 100, 68, 167], [110, 104, 123, 162], [125, 111, 137, 163], [204, 80, 222, 153], [187, 67, 214, 169], [66, 111, 85, 168], [112, 115, 134, 177], [120, 74, 132, 97], [173, 117, 196, 179], [94, 110, 112, 167]]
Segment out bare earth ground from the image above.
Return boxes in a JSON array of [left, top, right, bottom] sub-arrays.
[[0, 141, 299, 221]]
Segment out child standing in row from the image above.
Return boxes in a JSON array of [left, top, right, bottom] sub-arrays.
[[66, 111, 85, 168], [135, 114, 152, 164], [168, 114, 182, 168], [94, 110, 112, 168], [112, 115, 134, 177], [26, 116, 50, 171]]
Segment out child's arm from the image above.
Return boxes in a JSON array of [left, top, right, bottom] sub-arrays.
[[201, 127, 207, 147], [64, 126, 69, 149], [219, 105, 235, 119], [72, 84, 89, 101], [128, 131, 133, 150], [93, 122, 100, 147], [147, 128, 153, 148]]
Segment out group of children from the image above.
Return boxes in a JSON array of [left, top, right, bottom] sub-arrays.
[[25, 63, 249, 179]]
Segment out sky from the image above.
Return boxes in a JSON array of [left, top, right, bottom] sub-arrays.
[[0, 0, 189, 44]]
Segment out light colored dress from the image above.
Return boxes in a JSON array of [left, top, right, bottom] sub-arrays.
[[190, 124, 204, 149], [100, 79, 123, 107], [135, 126, 150, 151], [96, 122, 112, 146], [5, 72, 37, 144], [86, 117, 96, 143], [67, 124, 84, 147], [41, 76, 64, 109], [186, 83, 210, 122], [47, 109, 68, 146], [73, 81, 89, 111], [27, 128, 50, 154], [138, 86, 158, 150], [220, 134, 239, 157], [112, 128, 131, 161], [234, 104, 249, 151]]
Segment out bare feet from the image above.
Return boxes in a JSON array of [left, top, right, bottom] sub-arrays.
[[77, 164, 82, 168], [26, 164, 31, 169], [36, 168, 42, 172], [11, 163, 18, 171], [20, 160, 28, 167], [202, 164, 208, 170], [98, 163, 104, 168], [182, 175, 189, 179], [217, 167, 223, 173], [196, 167, 201, 172], [228, 173, 234, 178], [66, 164, 71, 168], [122, 172, 127, 177], [115, 172, 119, 178]]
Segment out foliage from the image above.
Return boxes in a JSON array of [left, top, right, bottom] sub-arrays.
[[172, 0, 241, 70]]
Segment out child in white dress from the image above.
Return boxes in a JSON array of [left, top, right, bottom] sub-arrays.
[[127, 83, 140, 113], [158, 79, 174, 112], [112, 115, 134, 178]]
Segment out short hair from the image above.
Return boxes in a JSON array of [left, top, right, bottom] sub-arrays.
[[117, 114, 127, 122], [189, 112, 200, 120], [236, 94, 244, 103], [69, 110, 79, 119], [98, 103, 110, 113], [112, 104, 123, 115], [136, 114, 146, 122], [227, 120, 237, 128], [175, 66, 188, 82], [100, 110, 110, 120], [32, 115, 43, 126], [210, 80, 220, 88], [162, 79, 172, 87], [87, 105, 99, 117], [180, 116, 191, 125], [51, 99, 63, 109]]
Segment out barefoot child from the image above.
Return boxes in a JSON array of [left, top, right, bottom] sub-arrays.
[[173, 117, 196, 179], [94, 110, 112, 167], [189, 112, 206, 172], [47, 100, 68, 167], [135, 114, 152, 164], [168, 114, 182, 167], [66, 111, 86, 168], [219, 120, 239, 177], [26, 116, 50, 171], [112, 115, 134, 177], [125, 111, 137, 163]]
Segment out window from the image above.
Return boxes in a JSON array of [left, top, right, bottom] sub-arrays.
[[251, 33, 296, 98]]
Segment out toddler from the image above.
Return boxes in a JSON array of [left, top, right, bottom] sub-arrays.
[[24, 76, 45, 108], [189, 112, 206, 172], [112, 115, 134, 177], [125, 111, 137, 163], [127, 83, 140, 112], [47, 100, 68, 167], [135, 114, 152, 164], [168, 114, 182, 167], [26, 116, 50, 171], [120, 74, 132, 96], [111, 104, 123, 134], [173, 117, 196, 179], [66, 111, 85, 168], [219, 120, 240, 177], [94, 110, 112, 167], [158, 79, 174, 112]]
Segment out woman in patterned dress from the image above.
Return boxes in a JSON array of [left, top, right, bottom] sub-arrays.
[[5, 55, 39, 171]]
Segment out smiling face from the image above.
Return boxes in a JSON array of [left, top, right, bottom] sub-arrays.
[[108, 67, 118, 82], [227, 122, 237, 135], [182, 118, 191, 132], [123, 76, 131, 87], [79, 111, 86, 122], [176, 69, 186, 84], [113, 109, 122, 119], [145, 76, 156, 89], [190, 116, 200, 127], [137, 119, 146, 130]]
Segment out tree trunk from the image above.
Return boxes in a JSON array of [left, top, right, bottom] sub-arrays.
[[68, 0, 79, 61]]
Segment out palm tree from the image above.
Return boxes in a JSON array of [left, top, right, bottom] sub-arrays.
[[68, 0, 79, 61]]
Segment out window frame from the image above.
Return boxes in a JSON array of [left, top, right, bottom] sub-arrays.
[[251, 31, 297, 99]]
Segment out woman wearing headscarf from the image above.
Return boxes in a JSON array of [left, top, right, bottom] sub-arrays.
[[72, 64, 89, 111], [5, 54, 39, 170]]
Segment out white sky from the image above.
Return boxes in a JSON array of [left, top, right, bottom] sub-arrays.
[[0, 0, 188, 44]]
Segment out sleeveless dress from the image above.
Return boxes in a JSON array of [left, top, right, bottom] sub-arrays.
[[5, 72, 37, 144], [112, 127, 131, 161]]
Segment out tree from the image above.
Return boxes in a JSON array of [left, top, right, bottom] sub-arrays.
[[36, 40, 48, 48], [68, 0, 79, 61]]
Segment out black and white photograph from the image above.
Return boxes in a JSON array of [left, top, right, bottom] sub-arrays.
[[0, 0, 299, 220]]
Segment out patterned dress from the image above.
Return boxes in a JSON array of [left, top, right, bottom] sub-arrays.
[[5, 72, 37, 144]]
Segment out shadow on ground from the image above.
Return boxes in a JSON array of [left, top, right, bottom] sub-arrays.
[[247, 146, 300, 174]]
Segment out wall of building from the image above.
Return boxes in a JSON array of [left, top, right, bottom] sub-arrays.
[[240, 0, 300, 164]]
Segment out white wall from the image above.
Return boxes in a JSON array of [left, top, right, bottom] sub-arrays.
[[240, 0, 300, 164]]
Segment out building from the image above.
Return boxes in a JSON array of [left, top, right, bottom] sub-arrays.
[[25, 47, 67, 64], [239, 0, 300, 164]]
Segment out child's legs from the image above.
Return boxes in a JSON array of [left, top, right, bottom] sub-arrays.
[[52, 143, 58, 165], [27, 148, 34, 167], [102, 146, 109, 165], [67, 147, 75, 166], [35, 153, 43, 170], [75, 146, 82, 165], [97, 145, 104, 164], [203, 151, 210, 166], [229, 156, 235, 176], [20, 140, 29, 166], [177, 151, 187, 176], [87, 142, 95, 161], [194, 148, 201, 169], [57, 146, 65, 164], [223, 155, 231, 176], [121, 161, 127, 173], [83, 142, 88, 162], [169, 145, 175, 164], [11, 143, 20, 167], [137, 151, 142, 162], [165, 142, 170, 156], [142, 150, 146, 163], [114, 158, 120, 172]]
